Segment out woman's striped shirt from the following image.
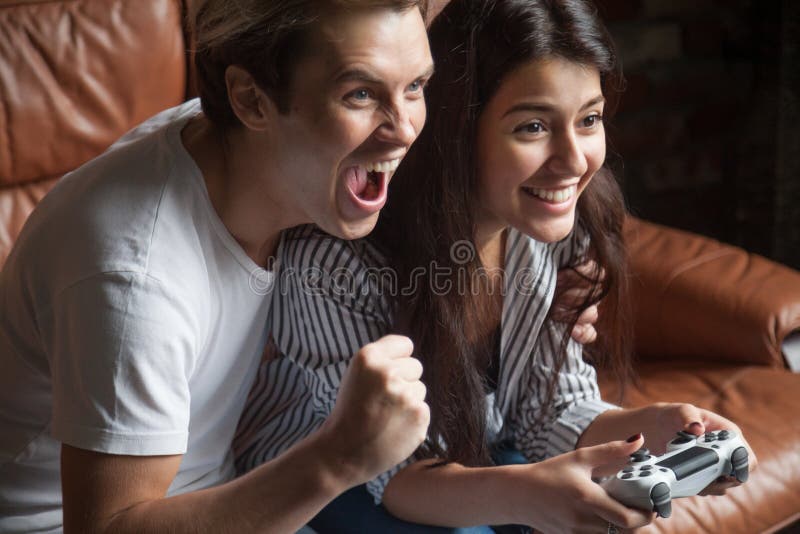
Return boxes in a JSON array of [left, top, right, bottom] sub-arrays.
[[233, 222, 617, 502]]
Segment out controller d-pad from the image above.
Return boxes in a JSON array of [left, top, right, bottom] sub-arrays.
[[621, 473, 633, 479]]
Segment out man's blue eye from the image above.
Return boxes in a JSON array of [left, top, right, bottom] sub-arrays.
[[409, 80, 421, 91], [353, 89, 370, 100]]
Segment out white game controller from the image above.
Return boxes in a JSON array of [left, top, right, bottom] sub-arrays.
[[602, 429, 749, 518]]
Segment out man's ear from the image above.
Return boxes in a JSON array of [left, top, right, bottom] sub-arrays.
[[225, 65, 276, 131]]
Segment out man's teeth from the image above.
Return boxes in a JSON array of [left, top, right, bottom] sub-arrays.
[[363, 158, 401, 173], [523, 185, 577, 203]]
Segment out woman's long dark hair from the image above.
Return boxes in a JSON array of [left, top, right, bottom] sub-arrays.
[[372, 0, 632, 466]]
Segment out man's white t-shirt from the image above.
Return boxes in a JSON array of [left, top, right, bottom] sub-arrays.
[[0, 99, 276, 532]]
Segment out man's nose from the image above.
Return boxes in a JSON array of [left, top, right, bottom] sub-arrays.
[[376, 102, 419, 147]]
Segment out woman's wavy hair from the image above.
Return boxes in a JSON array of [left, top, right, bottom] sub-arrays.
[[372, 0, 632, 467]]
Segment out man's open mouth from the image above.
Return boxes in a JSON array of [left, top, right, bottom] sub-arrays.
[[345, 158, 401, 203]]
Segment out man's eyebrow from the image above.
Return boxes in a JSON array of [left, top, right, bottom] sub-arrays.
[[502, 95, 606, 118], [334, 68, 382, 85], [333, 64, 436, 85], [419, 64, 436, 80]]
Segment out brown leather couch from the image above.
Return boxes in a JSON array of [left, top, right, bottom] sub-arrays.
[[1, 1, 798, 533]]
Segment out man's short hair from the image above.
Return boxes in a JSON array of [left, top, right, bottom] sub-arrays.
[[191, 0, 428, 130]]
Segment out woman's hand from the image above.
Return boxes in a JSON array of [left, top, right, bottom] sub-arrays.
[[642, 403, 758, 495], [516, 435, 655, 533], [581, 403, 758, 501]]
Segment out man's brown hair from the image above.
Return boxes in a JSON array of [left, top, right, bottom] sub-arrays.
[[190, 0, 428, 129]]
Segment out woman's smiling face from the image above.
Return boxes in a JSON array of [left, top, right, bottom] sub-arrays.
[[475, 56, 606, 244]]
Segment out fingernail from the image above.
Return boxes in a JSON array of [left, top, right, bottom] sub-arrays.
[[688, 421, 703, 430], [626, 433, 642, 443]]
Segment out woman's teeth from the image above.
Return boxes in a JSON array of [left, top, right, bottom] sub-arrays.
[[363, 158, 401, 173], [523, 184, 578, 203]]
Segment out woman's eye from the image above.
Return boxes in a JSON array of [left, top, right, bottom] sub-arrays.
[[583, 114, 603, 127], [515, 121, 544, 134]]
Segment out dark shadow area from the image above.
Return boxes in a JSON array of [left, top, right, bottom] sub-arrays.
[[597, 0, 800, 269]]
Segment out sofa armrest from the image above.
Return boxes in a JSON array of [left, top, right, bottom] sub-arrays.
[[624, 215, 800, 368]]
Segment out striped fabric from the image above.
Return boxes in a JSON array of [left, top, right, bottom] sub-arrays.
[[234, 222, 617, 502]]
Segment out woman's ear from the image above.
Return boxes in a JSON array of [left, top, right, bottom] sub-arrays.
[[224, 64, 275, 131]]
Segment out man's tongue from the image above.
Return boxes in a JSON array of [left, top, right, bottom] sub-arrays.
[[346, 166, 380, 201]]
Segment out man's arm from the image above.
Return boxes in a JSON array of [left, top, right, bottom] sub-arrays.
[[62, 335, 429, 534], [61, 432, 346, 534]]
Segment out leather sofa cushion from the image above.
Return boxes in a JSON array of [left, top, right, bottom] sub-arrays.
[[624, 217, 800, 369], [0, 0, 188, 264]]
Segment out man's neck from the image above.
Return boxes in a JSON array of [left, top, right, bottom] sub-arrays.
[[181, 116, 299, 268]]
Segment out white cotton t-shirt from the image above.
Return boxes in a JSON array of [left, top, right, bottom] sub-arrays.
[[0, 99, 276, 533]]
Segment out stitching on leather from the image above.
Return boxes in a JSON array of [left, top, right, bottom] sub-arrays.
[[664, 248, 739, 286]]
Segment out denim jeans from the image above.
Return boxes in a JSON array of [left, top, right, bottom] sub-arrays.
[[308, 443, 531, 534]]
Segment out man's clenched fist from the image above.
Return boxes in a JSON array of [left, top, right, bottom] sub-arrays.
[[318, 335, 430, 486]]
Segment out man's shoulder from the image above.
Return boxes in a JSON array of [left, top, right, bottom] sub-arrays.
[[3, 110, 209, 303]]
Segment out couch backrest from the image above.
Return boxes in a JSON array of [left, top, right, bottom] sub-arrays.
[[0, 0, 190, 266]]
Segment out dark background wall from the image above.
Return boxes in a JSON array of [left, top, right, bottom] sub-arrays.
[[596, 0, 800, 270]]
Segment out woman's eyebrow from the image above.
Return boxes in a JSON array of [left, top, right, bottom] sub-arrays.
[[580, 95, 606, 110], [502, 94, 606, 118]]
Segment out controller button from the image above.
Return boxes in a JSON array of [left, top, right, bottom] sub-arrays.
[[640, 465, 653, 471], [651, 482, 672, 518], [639, 471, 653, 477], [705, 437, 717, 442], [671, 431, 694, 444], [622, 467, 634, 473], [712, 444, 720, 449], [621, 473, 634, 479], [705, 432, 715, 437], [717, 434, 729, 440], [718, 430, 730, 438], [632, 448, 650, 462], [732, 446, 749, 483], [659, 468, 668, 472]]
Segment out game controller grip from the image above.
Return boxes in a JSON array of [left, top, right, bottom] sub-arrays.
[[650, 482, 672, 518], [731, 446, 749, 483]]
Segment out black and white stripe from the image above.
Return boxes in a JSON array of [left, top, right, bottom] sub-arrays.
[[234, 221, 617, 502]]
